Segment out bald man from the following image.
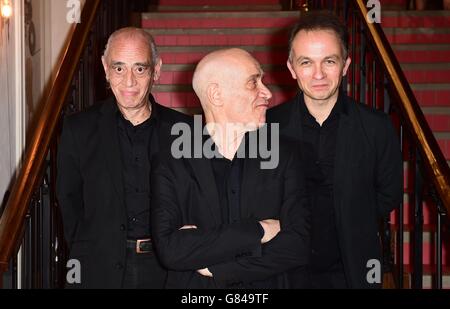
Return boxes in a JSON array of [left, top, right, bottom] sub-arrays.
[[151, 48, 310, 289], [57, 27, 192, 288]]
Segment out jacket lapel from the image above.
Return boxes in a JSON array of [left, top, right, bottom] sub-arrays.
[[281, 93, 304, 143], [333, 96, 357, 224], [152, 102, 170, 153], [99, 99, 125, 203], [187, 158, 222, 225]]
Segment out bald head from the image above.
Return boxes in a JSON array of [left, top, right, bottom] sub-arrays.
[[192, 48, 271, 129], [103, 27, 159, 67], [192, 48, 260, 107]]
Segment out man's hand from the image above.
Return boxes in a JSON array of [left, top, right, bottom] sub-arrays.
[[179, 225, 197, 230], [179, 225, 212, 277], [259, 219, 280, 244], [197, 268, 213, 277]]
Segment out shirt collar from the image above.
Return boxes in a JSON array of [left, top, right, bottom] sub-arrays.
[[115, 95, 159, 129], [298, 92, 344, 126]]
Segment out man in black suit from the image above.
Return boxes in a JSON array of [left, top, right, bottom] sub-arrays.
[[267, 12, 403, 288], [56, 27, 191, 288], [151, 48, 310, 288]]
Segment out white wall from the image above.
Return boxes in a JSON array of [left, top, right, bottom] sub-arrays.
[[0, 0, 85, 207], [0, 0, 24, 206], [43, 0, 85, 88]]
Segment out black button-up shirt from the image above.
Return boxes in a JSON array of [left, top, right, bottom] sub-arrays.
[[299, 98, 344, 273], [208, 133, 264, 236], [211, 155, 244, 224], [117, 107, 158, 240]]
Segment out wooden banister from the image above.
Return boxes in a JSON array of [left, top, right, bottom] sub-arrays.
[[0, 0, 101, 275], [354, 0, 450, 216]]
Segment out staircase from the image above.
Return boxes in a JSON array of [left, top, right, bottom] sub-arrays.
[[142, 0, 298, 115], [383, 9, 450, 166], [138, 0, 450, 288], [149, 0, 284, 11], [381, 3, 450, 288]]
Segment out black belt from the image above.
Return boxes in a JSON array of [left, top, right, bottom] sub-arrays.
[[126, 238, 152, 254]]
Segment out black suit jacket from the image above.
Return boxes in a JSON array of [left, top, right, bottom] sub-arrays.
[[267, 92, 403, 288], [56, 96, 192, 288], [151, 130, 310, 288]]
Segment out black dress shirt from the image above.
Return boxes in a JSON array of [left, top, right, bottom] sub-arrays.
[[211, 155, 244, 224], [117, 107, 158, 239], [208, 133, 264, 236], [299, 98, 344, 273]]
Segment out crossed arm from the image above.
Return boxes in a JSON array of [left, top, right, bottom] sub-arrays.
[[151, 151, 310, 285]]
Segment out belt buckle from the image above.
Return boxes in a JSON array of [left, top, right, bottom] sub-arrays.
[[136, 238, 151, 254]]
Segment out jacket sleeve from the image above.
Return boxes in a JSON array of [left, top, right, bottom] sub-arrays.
[[151, 156, 262, 271], [207, 148, 310, 285], [375, 115, 403, 217], [56, 117, 84, 246]]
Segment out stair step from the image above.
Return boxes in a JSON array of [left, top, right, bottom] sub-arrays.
[[383, 13, 450, 28], [393, 44, 450, 63], [158, 46, 288, 65], [381, 0, 407, 7], [142, 11, 299, 29], [412, 89, 450, 107], [426, 114, 450, 132], [148, 28, 286, 35], [385, 28, 450, 44], [150, 5, 283, 11], [383, 10, 450, 17], [396, 242, 449, 267], [409, 83, 450, 109], [382, 4, 407, 11], [402, 63, 450, 84], [157, 0, 280, 5], [152, 32, 289, 47], [159, 53, 286, 65], [403, 265, 450, 276], [423, 108, 450, 132], [411, 83, 450, 91], [162, 63, 285, 72], [399, 265, 450, 289], [158, 45, 284, 52], [422, 106, 450, 115], [435, 132, 450, 160]]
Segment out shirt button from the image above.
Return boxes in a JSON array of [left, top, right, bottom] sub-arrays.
[[315, 160, 320, 165], [135, 188, 139, 193], [135, 157, 139, 162], [120, 224, 126, 231], [231, 189, 236, 194], [115, 262, 123, 270]]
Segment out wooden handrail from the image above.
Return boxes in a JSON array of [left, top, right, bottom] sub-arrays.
[[353, 0, 450, 214], [0, 0, 101, 274]]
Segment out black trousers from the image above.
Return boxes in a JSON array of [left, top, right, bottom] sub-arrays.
[[122, 246, 167, 289]]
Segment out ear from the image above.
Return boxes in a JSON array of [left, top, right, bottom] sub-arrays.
[[206, 83, 222, 107], [342, 57, 351, 77], [286, 59, 297, 80], [153, 58, 162, 81], [102, 56, 109, 80]]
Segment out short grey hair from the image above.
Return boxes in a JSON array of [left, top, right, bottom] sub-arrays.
[[103, 27, 160, 67]]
